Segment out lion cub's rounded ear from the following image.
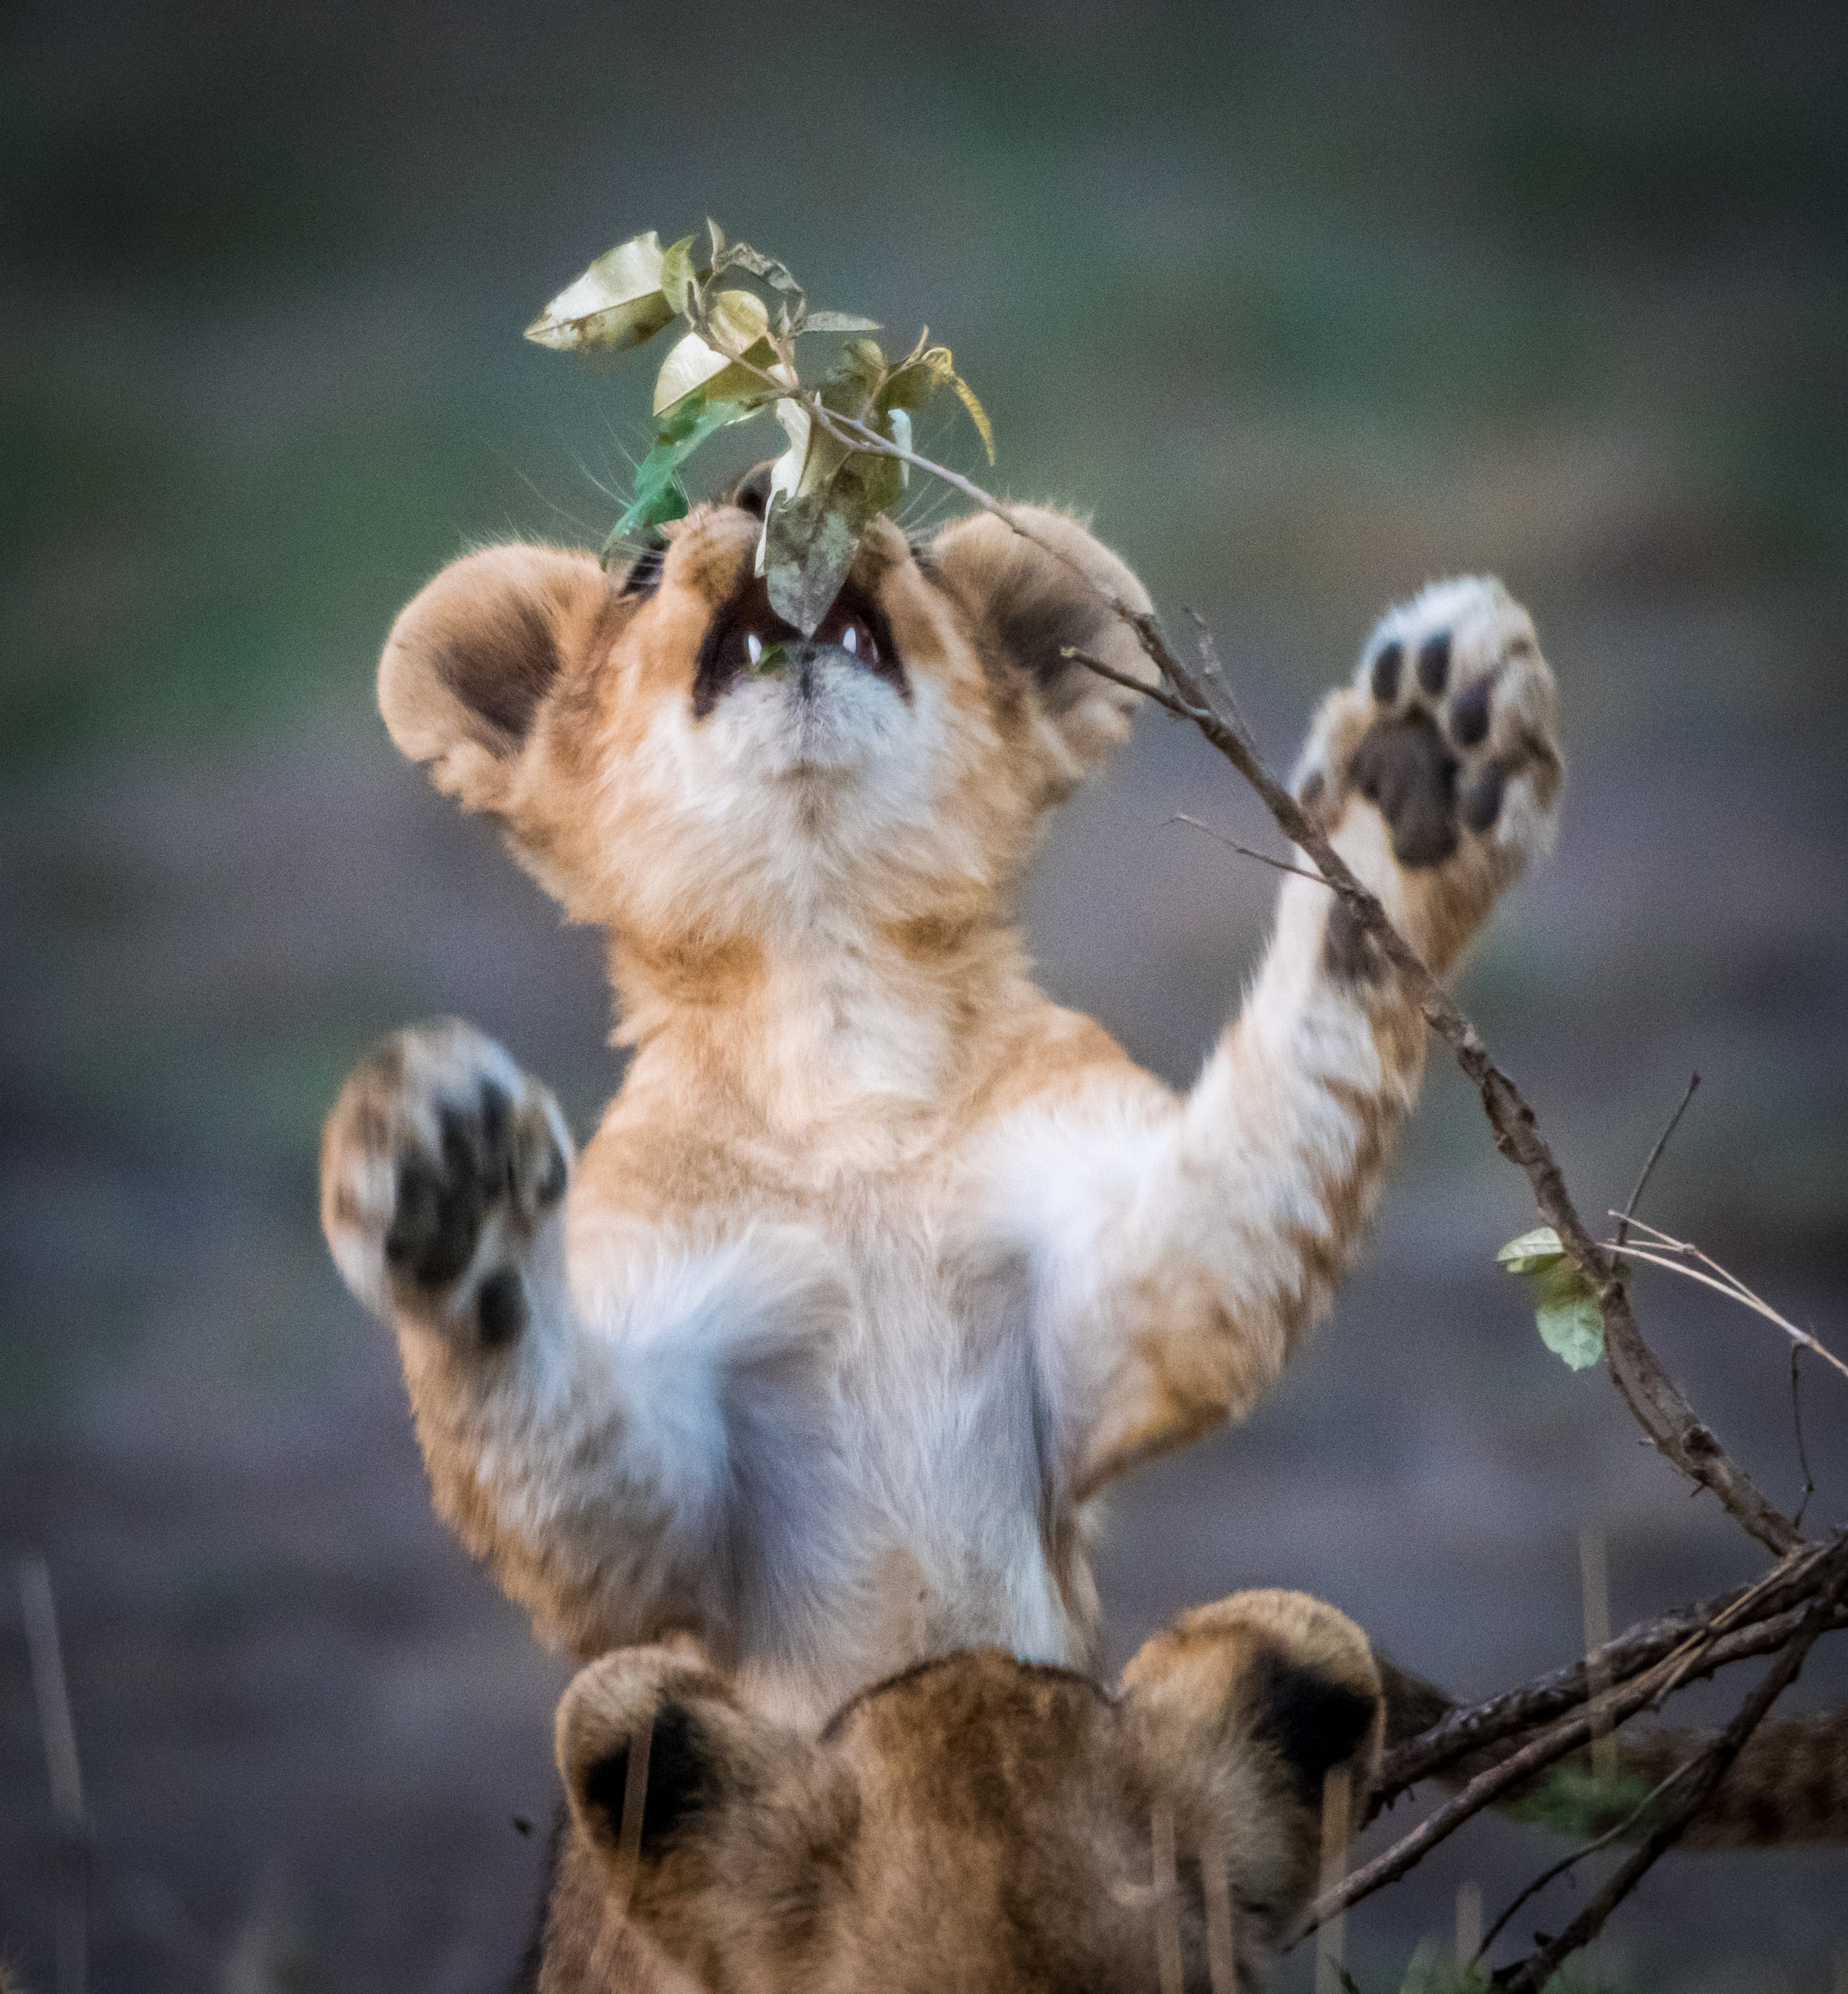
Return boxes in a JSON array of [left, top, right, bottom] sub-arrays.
[[379, 543, 609, 811], [557, 1651, 736, 1873], [927, 505, 1160, 796]]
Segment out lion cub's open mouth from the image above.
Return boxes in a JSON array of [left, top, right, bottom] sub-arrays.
[[692, 575, 906, 717]]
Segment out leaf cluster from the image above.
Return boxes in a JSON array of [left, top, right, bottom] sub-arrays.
[[525, 223, 992, 634]]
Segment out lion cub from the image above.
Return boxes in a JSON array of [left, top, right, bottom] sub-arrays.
[[536, 1588, 1385, 1992], [322, 481, 1561, 1727]]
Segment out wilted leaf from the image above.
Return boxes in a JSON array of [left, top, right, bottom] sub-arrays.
[[763, 482, 866, 636], [949, 370, 996, 463], [714, 240, 805, 299], [658, 235, 699, 316], [802, 311, 884, 334], [706, 217, 725, 260], [817, 339, 887, 421], [652, 300, 779, 415], [878, 347, 954, 413], [762, 447, 901, 634], [1497, 1227, 1566, 1275], [766, 399, 852, 510], [525, 232, 677, 353], [706, 288, 772, 358]]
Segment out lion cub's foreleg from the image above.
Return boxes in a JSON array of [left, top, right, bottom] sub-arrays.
[[320, 1021, 753, 1659], [1049, 579, 1562, 1490]]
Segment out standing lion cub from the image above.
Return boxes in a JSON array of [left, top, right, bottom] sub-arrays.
[[322, 476, 1561, 1729]]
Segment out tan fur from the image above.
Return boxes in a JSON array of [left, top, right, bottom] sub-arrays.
[[536, 1588, 1384, 1993], [322, 498, 1563, 1725]]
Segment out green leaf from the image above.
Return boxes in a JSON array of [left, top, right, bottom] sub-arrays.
[[1500, 1227, 1605, 1368], [1536, 1284, 1606, 1368], [525, 232, 677, 354], [1510, 1763, 1656, 1840], [1497, 1226, 1566, 1275], [608, 388, 767, 551], [801, 311, 884, 334], [658, 235, 699, 317], [706, 216, 726, 261]]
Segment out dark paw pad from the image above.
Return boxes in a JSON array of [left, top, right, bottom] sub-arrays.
[[1369, 641, 1403, 704], [385, 1083, 514, 1293], [476, 1268, 528, 1348], [1349, 711, 1459, 868]]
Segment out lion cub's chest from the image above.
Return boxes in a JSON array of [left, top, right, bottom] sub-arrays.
[[574, 1126, 1084, 1708]]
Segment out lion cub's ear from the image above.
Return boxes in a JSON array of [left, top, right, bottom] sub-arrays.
[[378, 543, 610, 814], [927, 505, 1159, 798]]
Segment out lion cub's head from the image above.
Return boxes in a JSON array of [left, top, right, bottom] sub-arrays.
[[379, 486, 1154, 961], [533, 1590, 1383, 1992]]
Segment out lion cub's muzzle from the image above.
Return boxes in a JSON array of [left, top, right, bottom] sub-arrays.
[[692, 574, 906, 718]]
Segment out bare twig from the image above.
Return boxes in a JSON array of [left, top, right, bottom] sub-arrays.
[[1376, 1534, 1843, 1805], [1493, 1562, 1848, 1991], [1474, 1756, 1690, 1963], [1603, 1216, 1848, 1387], [1614, 1072, 1700, 1250], [1304, 1533, 1848, 1940], [1152, 1799, 1183, 1994], [1168, 813, 1331, 887], [1792, 1348, 1817, 1532], [19, 1557, 89, 1994]]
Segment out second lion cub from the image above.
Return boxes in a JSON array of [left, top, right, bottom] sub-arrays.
[[322, 484, 1561, 1728]]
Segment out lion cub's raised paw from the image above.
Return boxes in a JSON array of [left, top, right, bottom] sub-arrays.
[[320, 1020, 571, 1349], [1295, 576, 1562, 975]]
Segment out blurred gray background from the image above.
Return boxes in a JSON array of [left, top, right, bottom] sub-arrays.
[[3, 3, 1845, 1988]]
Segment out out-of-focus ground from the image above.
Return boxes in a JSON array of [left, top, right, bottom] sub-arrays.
[[3, 4, 1845, 1989]]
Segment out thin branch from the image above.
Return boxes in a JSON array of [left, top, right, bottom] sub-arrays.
[[1603, 1219, 1848, 1386], [1492, 1564, 1848, 1992], [1304, 1535, 1848, 1940], [1792, 1348, 1816, 1533], [1376, 1535, 1841, 1804], [1474, 1756, 1691, 1965], [1169, 813, 1332, 887], [1615, 1072, 1700, 1249], [1058, 646, 1200, 721]]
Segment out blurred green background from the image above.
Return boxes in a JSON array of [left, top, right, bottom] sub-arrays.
[[3, 3, 1845, 1989]]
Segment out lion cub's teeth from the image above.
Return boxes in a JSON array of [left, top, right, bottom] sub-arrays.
[[747, 634, 762, 666], [842, 626, 858, 655]]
